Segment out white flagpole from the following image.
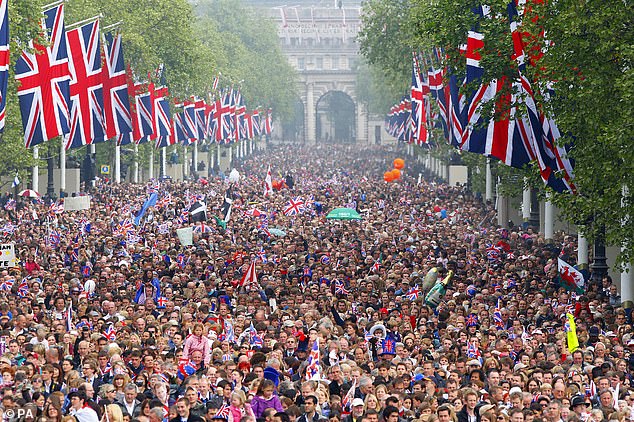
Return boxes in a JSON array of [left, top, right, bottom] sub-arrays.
[[161, 147, 166, 179], [60, 142, 66, 194], [149, 150, 154, 180], [115, 145, 121, 183], [32, 146, 39, 193], [133, 144, 139, 183]]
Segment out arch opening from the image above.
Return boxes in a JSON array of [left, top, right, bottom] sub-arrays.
[[315, 90, 356, 144]]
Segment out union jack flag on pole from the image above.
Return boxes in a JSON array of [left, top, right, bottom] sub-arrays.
[[15, 2, 72, 148], [64, 19, 107, 150], [0, 0, 8, 132], [152, 86, 172, 148], [102, 31, 132, 140], [305, 338, 321, 380]]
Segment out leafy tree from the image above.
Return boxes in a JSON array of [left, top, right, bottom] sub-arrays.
[[358, 0, 634, 265]]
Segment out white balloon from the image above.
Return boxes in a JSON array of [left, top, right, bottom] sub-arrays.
[[228, 169, 240, 183], [84, 279, 96, 294]]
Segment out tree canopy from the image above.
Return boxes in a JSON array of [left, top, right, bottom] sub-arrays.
[[358, 0, 634, 265], [1, 0, 296, 183]]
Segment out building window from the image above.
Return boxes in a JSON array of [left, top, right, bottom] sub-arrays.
[[331, 57, 339, 70], [316, 57, 323, 70], [297, 57, 305, 70]]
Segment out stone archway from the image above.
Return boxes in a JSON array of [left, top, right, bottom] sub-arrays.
[[315, 91, 356, 143]]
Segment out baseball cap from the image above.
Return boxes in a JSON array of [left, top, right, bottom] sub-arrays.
[[352, 398, 364, 407]]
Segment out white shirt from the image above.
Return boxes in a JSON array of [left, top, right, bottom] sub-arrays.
[[71, 407, 99, 422]]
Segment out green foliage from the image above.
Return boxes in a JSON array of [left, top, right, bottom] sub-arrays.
[[359, 0, 634, 266], [2, 0, 295, 182], [194, 0, 298, 121], [356, 0, 415, 113]]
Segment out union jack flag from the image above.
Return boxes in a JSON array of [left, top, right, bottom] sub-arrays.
[[410, 53, 429, 145], [64, 19, 106, 150], [192, 223, 212, 234], [486, 245, 501, 262], [334, 280, 349, 296], [466, 313, 479, 327], [0, 0, 8, 132], [182, 101, 198, 143], [102, 31, 132, 140], [252, 109, 262, 137], [48, 230, 61, 246], [466, 340, 481, 361], [17, 278, 29, 298], [114, 219, 134, 237], [3, 198, 15, 210], [204, 100, 216, 140], [0, 277, 13, 291], [1, 222, 16, 235], [320, 254, 330, 265], [156, 193, 171, 208], [177, 359, 198, 381], [194, 99, 206, 141], [176, 208, 189, 225], [15, 3, 71, 148], [341, 380, 357, 412], [249, 322, 263, 348], [406, 284, 421, 301], [135, 90, 154, 144], [256, 248, 268, 263], [215, 404, 230, 419], [156, 296, 168, 309], [126, 232, 142, 245], [371, 258, 381, 273], [305, 338, 321, 380], [49, 201, 64, 215], [214, 92, 233, 143], [153, 86, 173, 149], [283, 197, 305, 216], [103, 324, 116, 341]]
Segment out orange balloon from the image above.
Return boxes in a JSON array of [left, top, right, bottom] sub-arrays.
[[391, 168, 401, 179], [393, 158, 405, 169], [383, 171, 394, 182]]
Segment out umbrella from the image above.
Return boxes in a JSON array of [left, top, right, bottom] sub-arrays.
[[18, 189, 40, 198], [326, 208, 362, 220], [268, 228, 287, 237]]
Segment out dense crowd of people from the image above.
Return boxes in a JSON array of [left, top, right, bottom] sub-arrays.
[[0, 144, 630, 422]]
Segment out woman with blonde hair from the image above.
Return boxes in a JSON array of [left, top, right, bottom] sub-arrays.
[[101, 404, 124, 422], [364, 394, 381, 413]]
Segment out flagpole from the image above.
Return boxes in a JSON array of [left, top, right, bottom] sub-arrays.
[[32, 146, 39, 194], [60, 142, 66, 196], [42, 0, 64, 10], [66, 14, 102, 30], [115, 145, 121, 183], [133, 144, 139, 183], [161, 147, 166, 179], [149, 150, 154, 180], [193, 141, 198, 178], [182, 145, 188, 181], [102, 21, 123, 31]]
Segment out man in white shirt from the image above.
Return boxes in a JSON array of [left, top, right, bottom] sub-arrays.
[[68, 391, 99, 422]]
